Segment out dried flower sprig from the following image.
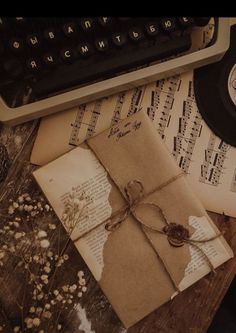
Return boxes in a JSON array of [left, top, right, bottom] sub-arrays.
[[0, 190, 88, 333]]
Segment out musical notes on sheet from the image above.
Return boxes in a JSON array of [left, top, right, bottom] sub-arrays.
[[69, 87, 145, 147], [169, 80, 202, 173], [199, 135, 230, 186], [230, 168, 236, 192], [147, 76, 180, 139], [127, 87, 145, 117], [110, 92, 126, 127], [85, 100, 102, 139], [69, 105, 86, 146]]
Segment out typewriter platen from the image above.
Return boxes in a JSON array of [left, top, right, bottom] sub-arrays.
[[0, 17, 230, 125]]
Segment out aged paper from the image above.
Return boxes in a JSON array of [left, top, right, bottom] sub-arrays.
[[178, 215, 232, 291], [34, 146, 112, 281]]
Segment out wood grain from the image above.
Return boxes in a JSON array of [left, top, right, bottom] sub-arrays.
[[0, 121, 235, 333]]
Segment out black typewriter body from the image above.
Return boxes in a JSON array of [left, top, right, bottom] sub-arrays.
[[0, 17, 230, 125]]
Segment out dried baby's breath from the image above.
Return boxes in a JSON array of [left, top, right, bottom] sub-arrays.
[[0, 190, 88, 332]]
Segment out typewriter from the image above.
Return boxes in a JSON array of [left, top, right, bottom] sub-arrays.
[[0, 17, 230, 125]]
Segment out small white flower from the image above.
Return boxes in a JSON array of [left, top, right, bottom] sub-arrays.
[[32, 317, 40, 327], [13, 327, 20, 333], [62, 285, 69, 292], [69, 284, 77, 293], [79, 278, 86, 286], [25, 317, 33, 328], [45, 204, 50, 211], [14, 232, 23, 239], [8, 206, 14, 214], [44, 266, 51, 273], [40, 239, 50, 248], [36, 307, 43, 314], [82, 286, 87, 292], [25, 196, 32, 202], [53, 290, 59, 296], [77, 270, 84, 278], [43, 311, 52, 319], [38, 230, 47, 238], [41, 274, 48, 281], [56, 294, 63, 302], [18, 196, 24, 203]]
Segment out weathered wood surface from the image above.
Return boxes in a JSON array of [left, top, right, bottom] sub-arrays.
[[0, 120, 235, 333]]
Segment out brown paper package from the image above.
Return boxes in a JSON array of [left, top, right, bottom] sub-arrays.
[[34, 111, 233, 328]]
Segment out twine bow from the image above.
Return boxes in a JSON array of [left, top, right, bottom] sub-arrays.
[[73, 175, 222, 293]]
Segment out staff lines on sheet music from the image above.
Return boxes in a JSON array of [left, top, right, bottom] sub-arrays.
[[147, 76, 181, 139], [230, 168, 236, 192], [127, 86, 146, 117], [172, 81, 201, 173], [69, 105, 86, 146], [110, 92, 126, 127], [199, 134, 229, 187], [85, 100, 102, 140]]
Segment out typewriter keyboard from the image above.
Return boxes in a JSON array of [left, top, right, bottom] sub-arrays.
[[0, 17, 211, 107]]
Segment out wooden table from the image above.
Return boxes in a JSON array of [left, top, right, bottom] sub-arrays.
[[0, 120, 236, 333]]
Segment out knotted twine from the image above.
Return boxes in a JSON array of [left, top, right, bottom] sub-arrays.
[[72, 143, 222, 293]]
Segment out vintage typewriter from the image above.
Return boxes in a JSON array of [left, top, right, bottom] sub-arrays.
[[0, 17, 230, 125]]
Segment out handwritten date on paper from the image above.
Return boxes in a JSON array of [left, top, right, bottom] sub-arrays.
[[108, 120, 142, 141]]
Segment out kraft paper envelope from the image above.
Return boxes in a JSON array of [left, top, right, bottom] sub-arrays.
[[33, 111, 233, 328]]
